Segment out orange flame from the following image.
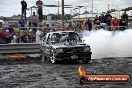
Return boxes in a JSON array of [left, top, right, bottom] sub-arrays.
[[78, 65, 86, 76]]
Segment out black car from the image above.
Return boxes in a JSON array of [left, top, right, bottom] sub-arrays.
[[41, 31, 92, 64]]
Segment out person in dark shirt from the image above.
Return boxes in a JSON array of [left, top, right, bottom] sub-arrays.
[[94, 15, 99, 24], [94, 15, 100, 29], [99, 14, 106, 23], [106, 16, 112, 31], [119, 16, 127, 31], [105, 11, 112, 19], [99, 14, 107, 29], [121, 11, 128, 26], [18, 18, 26, 30], [36, 0, 44, 22], [21, 0, 27, 20], [105, 12, 112, 30], [21, 31, 30, 43], [85, 19, 92, 31], [6, 32, 14, 43]]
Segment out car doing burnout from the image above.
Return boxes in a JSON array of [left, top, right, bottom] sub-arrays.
[[41, 31, 92, 64]]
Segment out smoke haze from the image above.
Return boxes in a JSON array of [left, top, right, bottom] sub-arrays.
[[83, 29, 132, 59]]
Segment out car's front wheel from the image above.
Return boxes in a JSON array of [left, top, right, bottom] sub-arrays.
[[82, 57, 91, 64], [41, 49, 46, 62], [50, 56, 57, 64]]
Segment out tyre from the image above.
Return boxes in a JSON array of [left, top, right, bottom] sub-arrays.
[[82, 56, 91, 64], [50, 56, 57, 64], [41, 50, 47, 62], [78, 76, 87, 84]]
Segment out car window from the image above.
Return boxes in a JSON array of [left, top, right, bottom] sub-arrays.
[[46, 34, 51, 44], [51, 33, 61, 44], [42, 35, 46, 43], [50, 32, 81, 44]]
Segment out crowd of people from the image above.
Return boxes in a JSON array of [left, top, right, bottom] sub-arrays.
[[0, 0, 44, 44], [65, 11, 129, 32], [0, 10, 130, 44]]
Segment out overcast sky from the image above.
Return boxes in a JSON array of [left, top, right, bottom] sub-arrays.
[[0, 0, 131, 17]]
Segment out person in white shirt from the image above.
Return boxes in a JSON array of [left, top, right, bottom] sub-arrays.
[[2, 18, 9, 30], [36, 28, 43, 43]]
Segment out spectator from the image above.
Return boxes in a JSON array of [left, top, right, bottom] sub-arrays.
[[21, 30, 30, 43], [28, 29, 34, 43], [0, 29, 7, 42], [0, 29, 6, 44], [105, 16, 112, 31], [18, 18, 26, 30], [36, 0, 44, 22], [82, 20, 86, 30], [85, 19, 92, 31], [5, 30, 13, 43], [94, 15, 100, 29], [8, 22, 14, 33], [36, 28, 43, 43], [121, 11, 128, 26], [112, 17, 120, 31], [94, 20, 100, 30], [105, 12, 112, 30], [67, 24, 72, 31], [99, 14, 106, 23], [76, 22, 81, 31], [21, 0, 27, 20], [2, 18, 9, 30], [105, 11, 112, 19], [119, 16, 127, 31], [94, 15, 99, 22], [31, 12, 38, 33], [11, 32, 18, 43], [71, 21, 76, 31], [78, 24, 83, 32], [99, 14, 107, 29], [46, 24, 51, 32]]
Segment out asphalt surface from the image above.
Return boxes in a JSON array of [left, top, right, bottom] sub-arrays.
[[0, 57, 132, 88]]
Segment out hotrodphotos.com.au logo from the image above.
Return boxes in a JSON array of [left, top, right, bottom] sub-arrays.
[[77, 66, 131, 84]]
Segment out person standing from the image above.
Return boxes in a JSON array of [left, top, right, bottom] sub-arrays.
[[21, 31, 30, 43], [99, 14, 107, 29], [18, 18, 26, 30], [2, 18, 9, 31], [85, 19, 92, 31], [105, 12, 112, 30], [36, 28, 43, 43], [21, 0, 27, 20], [36, 0, 44, 22], [119, 16, 127, 31], [31, 12, 38, 33], [112, 17, 119, 31], [121, 11, 128, 26]]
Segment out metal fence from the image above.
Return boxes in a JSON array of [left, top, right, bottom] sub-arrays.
[[0, 43, 41, 54]]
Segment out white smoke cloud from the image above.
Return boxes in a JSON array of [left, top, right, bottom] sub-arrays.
[[83, 29, 132, 59]]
